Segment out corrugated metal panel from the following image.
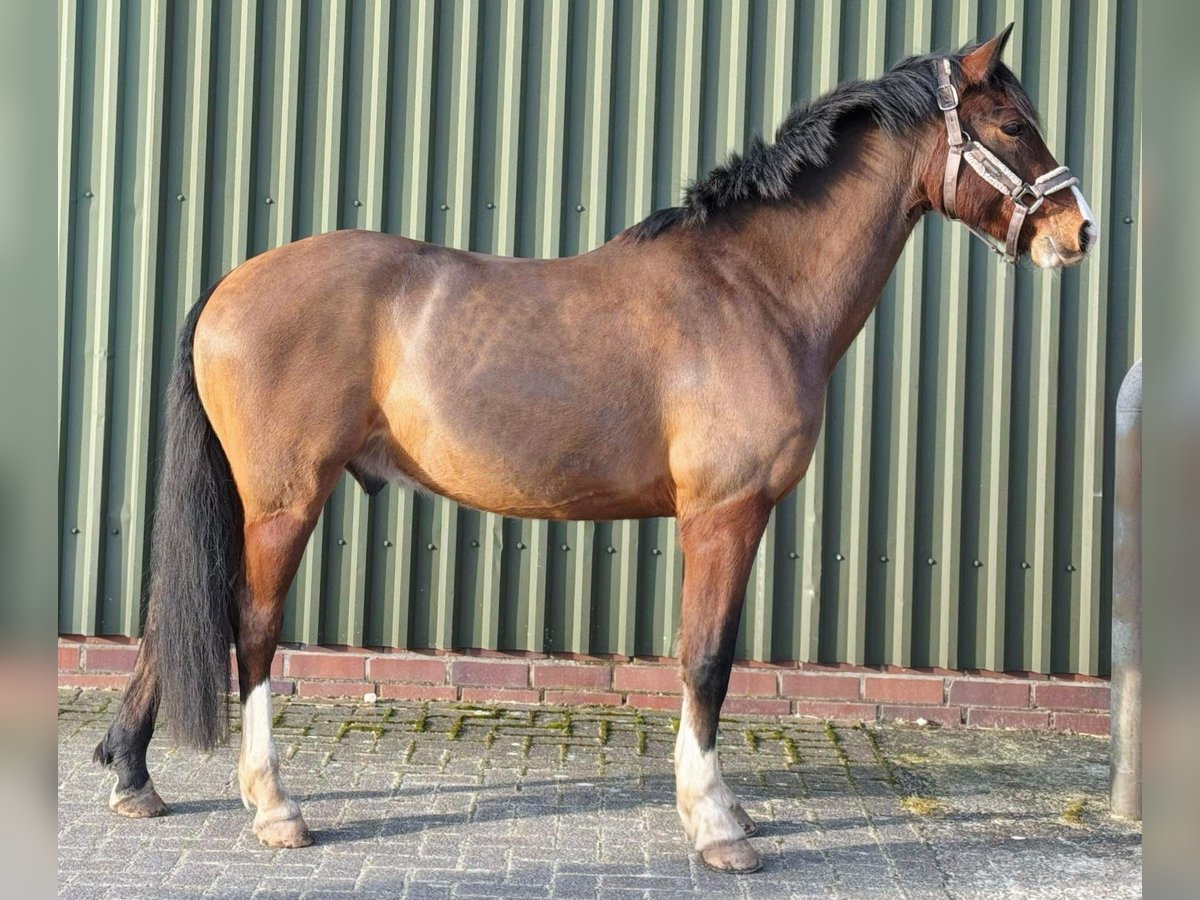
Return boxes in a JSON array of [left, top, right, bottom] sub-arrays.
[[58, 0, 1141, 675]]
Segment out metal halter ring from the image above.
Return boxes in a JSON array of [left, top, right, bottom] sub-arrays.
[[1011, 184, 1044, 214]]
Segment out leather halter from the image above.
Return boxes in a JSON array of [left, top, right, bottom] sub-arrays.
[[934, 58, 1078, 263]]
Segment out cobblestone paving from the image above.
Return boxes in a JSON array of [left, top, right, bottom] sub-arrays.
[[59, 690, 1140, 898]]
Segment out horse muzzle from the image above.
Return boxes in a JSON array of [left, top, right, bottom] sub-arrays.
[[1030, 186, 1097, 269]]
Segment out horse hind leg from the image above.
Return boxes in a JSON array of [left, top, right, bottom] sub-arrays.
[[93, 653, 167, 817], [234, 501, 328, 848], [674, 495, 770, 874]]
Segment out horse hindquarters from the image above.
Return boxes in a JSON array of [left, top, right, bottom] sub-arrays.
[[190, 276, 372, 847]]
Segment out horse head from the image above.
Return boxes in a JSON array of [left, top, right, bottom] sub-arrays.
[[924, 24, 1098, 268]]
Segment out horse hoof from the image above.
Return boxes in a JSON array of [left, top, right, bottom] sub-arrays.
[[731, 803, 758, 837], [109, 781, 167, 818], [254, 815, 314, 849], [700, 839, 762, 874]]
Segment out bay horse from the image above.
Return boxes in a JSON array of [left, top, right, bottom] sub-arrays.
[[95, 27, 1095, 873]]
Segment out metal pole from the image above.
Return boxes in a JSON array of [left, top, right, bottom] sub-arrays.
[[1111, 359, 1141, 821]]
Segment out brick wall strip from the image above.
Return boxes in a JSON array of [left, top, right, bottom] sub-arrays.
[[57, 638, 1111, 734]]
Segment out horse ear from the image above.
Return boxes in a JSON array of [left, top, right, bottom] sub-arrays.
[[960, 22, 1014, 83]]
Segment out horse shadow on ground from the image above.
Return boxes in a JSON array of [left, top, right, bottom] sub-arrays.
[[161, 768, 1120, 847]]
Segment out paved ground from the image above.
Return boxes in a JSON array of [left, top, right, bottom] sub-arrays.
[[58, 689, 1140, 898]]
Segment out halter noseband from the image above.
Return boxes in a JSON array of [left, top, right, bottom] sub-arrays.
[[934, 58, 1078, 263]]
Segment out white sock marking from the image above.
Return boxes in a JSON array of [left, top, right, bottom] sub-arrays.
[[674, 691, 744, 851], [242, 680, 278, 780]]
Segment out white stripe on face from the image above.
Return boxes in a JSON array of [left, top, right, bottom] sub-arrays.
[[673, 691, 744, 852], [1072, 186, 1097, 236]]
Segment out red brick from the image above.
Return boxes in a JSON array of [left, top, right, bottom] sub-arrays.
[[286, 651, 366, 681], [59, 673, 130, 690], [780, 672, 862, 700], [864, 676, 945, 704], [296, 680, 373, 699], [58, 645, 81, 671], [369, 656, 447, 684], [1054, 712, 1110, 736], [726, 669, 778, 697], [377, 683, 458, 702], [1034, 683, 1110, 711], [459, 687, 540, 705], [531, 663, 611, 691], [84, 646, 139, 672], [948, 679, 1030, 708], [966, 708, 1051, 730], [879, 705, 962, 727], [612, 665, 681, 694], [542, 690, 623, 707], [792, 701, 878, 723], [722, 698, 791, 716], [625, 693, 682, 712], [451, 659, 529, 688]]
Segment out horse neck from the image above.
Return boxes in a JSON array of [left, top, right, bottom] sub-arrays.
[[716, 122, 930, 374]]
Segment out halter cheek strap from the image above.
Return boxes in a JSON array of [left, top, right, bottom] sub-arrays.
[[934, 58, 1079, 263]]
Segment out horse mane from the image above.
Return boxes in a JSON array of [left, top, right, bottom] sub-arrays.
[[623, 48, 1038, 241]]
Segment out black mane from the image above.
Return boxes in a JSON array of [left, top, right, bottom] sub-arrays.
[[624, 48, 1038, 241]]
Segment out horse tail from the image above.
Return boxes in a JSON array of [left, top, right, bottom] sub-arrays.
[[142, 279, 242, 750]]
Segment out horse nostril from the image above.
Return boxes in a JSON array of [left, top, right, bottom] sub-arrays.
[[1079, 220, 1096, 254]]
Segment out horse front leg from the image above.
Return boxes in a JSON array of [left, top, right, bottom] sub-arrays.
[[674, 495, 770, 873]]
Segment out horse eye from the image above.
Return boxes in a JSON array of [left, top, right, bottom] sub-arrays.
[[1001, 121, 1026, 137]]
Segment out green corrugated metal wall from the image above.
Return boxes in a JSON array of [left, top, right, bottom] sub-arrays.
[[58, 0, 1141, 675]]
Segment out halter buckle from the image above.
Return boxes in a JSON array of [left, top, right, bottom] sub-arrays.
[[1011, 184, 1043, 213], [936, 83, 959, 111]]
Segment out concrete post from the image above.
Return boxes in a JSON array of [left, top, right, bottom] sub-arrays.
[[1111, 359, 1141, 821]]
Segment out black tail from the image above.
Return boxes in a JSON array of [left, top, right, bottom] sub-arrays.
[[142, 281, 242, 750]]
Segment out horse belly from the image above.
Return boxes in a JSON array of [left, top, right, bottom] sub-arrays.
[[370, 391, 674, 520]]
